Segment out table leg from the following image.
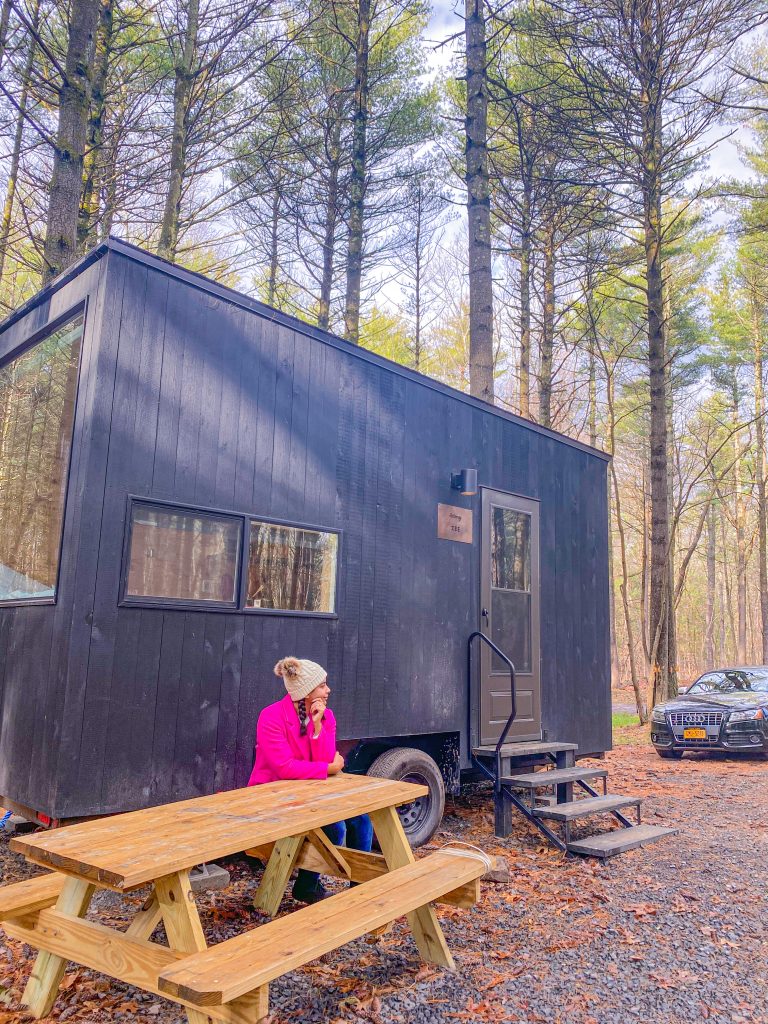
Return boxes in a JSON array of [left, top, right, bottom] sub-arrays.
[[369, 807, 454, 970], [154, 871, 210, 1024], [125, 893, 164, 941], [22, 877, 95, 1018], [252, 833, 305, 917]]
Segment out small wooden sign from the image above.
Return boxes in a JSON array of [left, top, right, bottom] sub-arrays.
[[437, 503, 473, 544]]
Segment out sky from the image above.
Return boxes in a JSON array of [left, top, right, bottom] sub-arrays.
[[422, 1, 758, 184]]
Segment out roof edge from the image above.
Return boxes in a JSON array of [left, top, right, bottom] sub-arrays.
[[0, 243, 109, 336], [2, 237, 610, 463]]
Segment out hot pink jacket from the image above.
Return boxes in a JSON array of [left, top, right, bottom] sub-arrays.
[[248, 693, 337, 785]]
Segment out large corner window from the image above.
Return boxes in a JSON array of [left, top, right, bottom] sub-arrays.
[[0, 314, 84, 602], [247, 520, 338, 613], [125, 503, 241, 606]]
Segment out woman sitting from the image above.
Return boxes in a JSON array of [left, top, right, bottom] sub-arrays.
[[248, 656, 373, 904]]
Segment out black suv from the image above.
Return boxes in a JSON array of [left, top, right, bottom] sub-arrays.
[[650, 667, 768, 759]]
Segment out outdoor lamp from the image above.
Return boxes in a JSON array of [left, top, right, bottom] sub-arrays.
[[450, 468, 478, 495]]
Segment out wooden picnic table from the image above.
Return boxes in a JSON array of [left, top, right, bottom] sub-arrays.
[[0, 773, 485, 1024]]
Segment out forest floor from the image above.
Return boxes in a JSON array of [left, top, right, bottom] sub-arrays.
[[0, 740, 765, 1024]]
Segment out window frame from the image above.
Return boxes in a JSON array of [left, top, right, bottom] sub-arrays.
[[120, 498, 244, 611], [119, 497, 340, 618], [0, 304, 87, 607], [243, 516, 341, 618]]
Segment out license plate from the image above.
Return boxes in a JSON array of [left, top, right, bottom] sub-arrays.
[[683, 727, 707, 739]]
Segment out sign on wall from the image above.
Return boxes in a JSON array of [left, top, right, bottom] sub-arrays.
[[437, 504, 473, 544]]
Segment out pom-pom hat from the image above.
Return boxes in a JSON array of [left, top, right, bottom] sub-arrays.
[[274, 657, 327, 701]]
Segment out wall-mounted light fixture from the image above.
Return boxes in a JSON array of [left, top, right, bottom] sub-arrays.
[[450, 468, 478, 496]]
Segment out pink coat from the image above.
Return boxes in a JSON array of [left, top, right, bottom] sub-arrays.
[[248, 693, 337, 785]]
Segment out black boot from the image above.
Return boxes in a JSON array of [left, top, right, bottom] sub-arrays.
[[291, 878, 330, 905]]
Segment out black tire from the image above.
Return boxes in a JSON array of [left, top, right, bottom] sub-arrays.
[[656, 747, 683, 760], [367, 747, 445, 848]]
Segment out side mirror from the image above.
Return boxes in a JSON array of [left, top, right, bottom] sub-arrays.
[[678, 686, 688, 695]]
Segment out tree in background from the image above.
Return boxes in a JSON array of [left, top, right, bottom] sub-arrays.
[[464, 0, 494, 401]]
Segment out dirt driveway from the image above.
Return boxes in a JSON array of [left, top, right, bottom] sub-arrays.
[[0, 743, 765, 1024]]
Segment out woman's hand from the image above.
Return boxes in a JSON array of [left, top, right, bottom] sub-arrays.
[[327, 751, 345, 776], [309, 698, 327, 737]]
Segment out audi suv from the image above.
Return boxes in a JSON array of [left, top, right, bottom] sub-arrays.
[[650, 667, 768, 759]]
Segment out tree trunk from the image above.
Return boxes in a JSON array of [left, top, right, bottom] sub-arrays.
[[0, 0, 11, 69], [605, 370, 621, 690], [0, 0, 38, 288], [588, 326, 597, 448], [705, 501, 716, 667], [414, 187, 422, 371], [733, 408, 747, 663], [158, 0, 199, 261], [640, 467, 650, 670], [318, 102, 342, 332], [539, 219, 555, 428], [267, 183, 280, 307], [752, 296, 768, 662], [343, 0, 371, 344], [464, 0, 494, 402], [78, 0, 113, 252], [42, 0, 102, 283], [641, 14, 674, 706], [665, 345, 678, 692], [519, 177, 531, 417], [607, 374, 646, 721], [99, 129, 119, 240]]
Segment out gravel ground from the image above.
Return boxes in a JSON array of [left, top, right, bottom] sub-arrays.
[[0, 744, 766, 1024]]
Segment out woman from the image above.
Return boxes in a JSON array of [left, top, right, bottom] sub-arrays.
[[248, 656, 373, 904]]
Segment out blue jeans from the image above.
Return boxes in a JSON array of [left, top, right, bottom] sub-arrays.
[[294, 813, 374, 893]]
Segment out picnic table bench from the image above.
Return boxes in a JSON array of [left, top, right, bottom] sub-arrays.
[[0, 774, 486, 1023]]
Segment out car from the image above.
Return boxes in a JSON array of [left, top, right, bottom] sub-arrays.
[[650, 666, 768, 759]]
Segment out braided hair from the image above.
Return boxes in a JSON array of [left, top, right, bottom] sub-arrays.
[[296, 698, 309, 736], [274, 658, 321, 735]]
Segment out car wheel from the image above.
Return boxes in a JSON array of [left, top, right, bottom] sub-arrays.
[[656, 748, 683, 760], [367, 747, 445, 849]]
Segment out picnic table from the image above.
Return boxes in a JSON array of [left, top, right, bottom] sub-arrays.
[[0, 773, 486, 1023]]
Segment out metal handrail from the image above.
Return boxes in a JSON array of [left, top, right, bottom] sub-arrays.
[[467, 630, 517, 791]]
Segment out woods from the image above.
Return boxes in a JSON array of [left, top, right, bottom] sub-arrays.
[[2, 0, 768, 716]]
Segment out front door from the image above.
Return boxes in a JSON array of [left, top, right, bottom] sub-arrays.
[[479, 490, 541, 744]]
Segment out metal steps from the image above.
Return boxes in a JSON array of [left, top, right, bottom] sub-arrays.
[[471, 734, 676, 859], [473, 741, 578, 758], [533, 794, 640, 822], [566, 825, 679, 859], [502, 766, 607, 789]]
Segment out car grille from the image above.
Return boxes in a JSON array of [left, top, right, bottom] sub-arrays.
[[676, 735, 721, 746], [668, 711, 724, 727]]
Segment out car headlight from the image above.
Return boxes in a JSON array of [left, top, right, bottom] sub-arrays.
[[651, 709, 667, 724], [729, 708, 765, 722]]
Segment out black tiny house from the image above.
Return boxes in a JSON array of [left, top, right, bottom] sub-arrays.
[[0, 239, 611, 838]]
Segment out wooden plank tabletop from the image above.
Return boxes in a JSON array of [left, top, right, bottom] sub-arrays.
[[10, 775, 428, 891]]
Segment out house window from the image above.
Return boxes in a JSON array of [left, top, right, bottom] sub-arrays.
[[0, 313, 84, 602], [125, 503, 241, 605], [246, 520, 338, 613]]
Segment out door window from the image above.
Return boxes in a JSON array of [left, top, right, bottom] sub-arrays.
[[490, 506, 532, 672]]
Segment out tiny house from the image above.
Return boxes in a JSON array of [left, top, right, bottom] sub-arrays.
[[0, 239, 610, 843]]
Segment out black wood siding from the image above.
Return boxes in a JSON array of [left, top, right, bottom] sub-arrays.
[[0, 245, 610, 818]]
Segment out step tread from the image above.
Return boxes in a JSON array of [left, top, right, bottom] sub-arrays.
[[567, 825, 678, 858], [502, 767, 607, 788], [533, 794, 640, 821], [473, 741, 578, 758]]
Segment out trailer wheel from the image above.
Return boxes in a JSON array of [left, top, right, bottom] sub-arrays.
[[367, 747, 445, 848]]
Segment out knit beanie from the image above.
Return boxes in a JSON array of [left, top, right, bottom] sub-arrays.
[[274, 657, 327, 701]]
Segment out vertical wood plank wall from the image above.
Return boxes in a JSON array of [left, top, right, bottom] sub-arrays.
[[0, 248, 610, 818]]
